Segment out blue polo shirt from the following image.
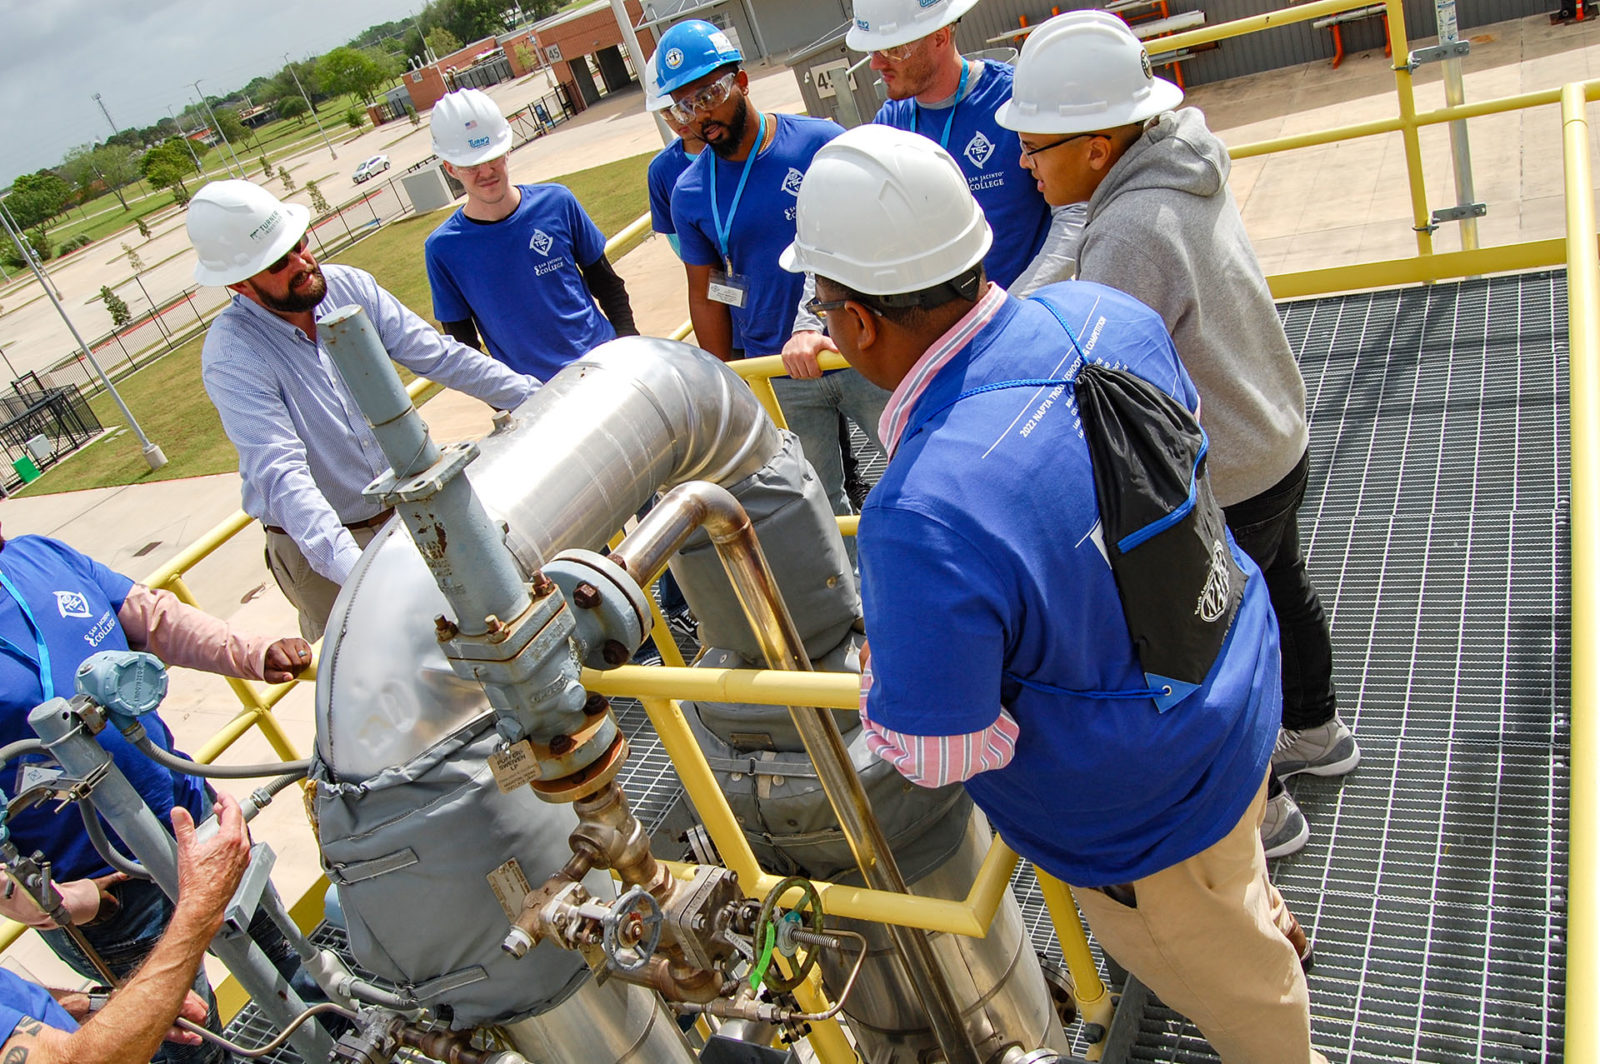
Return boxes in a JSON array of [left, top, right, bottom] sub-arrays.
[[0, 536, 209, 881], [0, 968, 75, 1041], [671, 113, 844, 357], [874, 61, 1051, 289], [859, 282, 1279, 887], [425, 183, 614, 381]]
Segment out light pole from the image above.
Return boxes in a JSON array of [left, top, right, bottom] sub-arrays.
[[0, 198, 62, 300], [192, 80, 245, 178], [91, 92, 119, 139], [285, 54, 337, 160], [0, 198, 165, 470]]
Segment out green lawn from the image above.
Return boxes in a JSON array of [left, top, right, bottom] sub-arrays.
[[15, 150, 656, 497]]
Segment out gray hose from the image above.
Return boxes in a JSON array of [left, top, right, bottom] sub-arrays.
[[77, 798, 151, 880], [0, 738, 48, 766], [134, 736, 310, 781]]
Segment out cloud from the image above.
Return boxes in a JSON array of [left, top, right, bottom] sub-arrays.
[[1, 0, 424, 186]]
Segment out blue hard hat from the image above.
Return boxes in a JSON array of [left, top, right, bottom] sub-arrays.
[[655, 20, 743, 96]]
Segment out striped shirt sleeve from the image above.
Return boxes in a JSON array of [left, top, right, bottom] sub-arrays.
[[858, 651, 1020, 788]]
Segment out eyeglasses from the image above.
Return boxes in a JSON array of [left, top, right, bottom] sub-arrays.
[[667, 72, 738, 124], [1021, 133, 1104, 159], [804, 295, 882, 317], [266, 235, 310, 275]]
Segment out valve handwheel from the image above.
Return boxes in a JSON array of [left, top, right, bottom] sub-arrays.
[[754, 875, 824, 993]]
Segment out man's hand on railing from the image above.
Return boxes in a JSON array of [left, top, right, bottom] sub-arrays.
[[262, 638, 314, 684]]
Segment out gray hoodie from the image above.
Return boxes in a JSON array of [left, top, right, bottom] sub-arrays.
[[1078, 107, 1307, 508]]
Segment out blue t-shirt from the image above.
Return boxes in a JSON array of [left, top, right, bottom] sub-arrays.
[[671, 114, 844, 358], [874, 61, 1051, 290], [860, 282, 1279, 887], [0, 968, 76, 1041], [648, 139, 694, 237], [0, 536, 209, 881], [425, 183, 614, 381]]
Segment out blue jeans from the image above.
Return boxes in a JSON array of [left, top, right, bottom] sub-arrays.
[[42, 878, 322, 1063], [771, 370, 890, 520]]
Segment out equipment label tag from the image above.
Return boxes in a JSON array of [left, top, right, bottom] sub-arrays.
[[488, 740, 541, 792], [486, 858, 534, 923]]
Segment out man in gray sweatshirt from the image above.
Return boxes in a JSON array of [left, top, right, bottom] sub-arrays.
[[998, 11, 1358, 859]]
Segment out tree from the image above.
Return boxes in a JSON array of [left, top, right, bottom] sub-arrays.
[[345, 107, 366, 130], [135, 216, 152, 240], [122, 242, 145, 273], [261, 155, 274, 178], [100, 286, 131, 328], [425, 26, 462, 58], [140, 141, 195, 204], [6, 171, 73, 233], [318, 46, 394, 104], [215, 107, 254, 151], [276, 94, 309, 123], [280, 168, 296, 193], [305, 179, 330, 215]]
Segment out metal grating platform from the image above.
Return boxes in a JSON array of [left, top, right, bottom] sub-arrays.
[[231, 272, 1570, 1063]]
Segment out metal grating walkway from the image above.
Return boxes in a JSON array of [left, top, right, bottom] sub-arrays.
[[231, 273, 1571, 1064]]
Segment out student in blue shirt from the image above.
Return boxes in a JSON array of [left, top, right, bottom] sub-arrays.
[[659, 20, 887, 520], [782, 125, 1326, 1064], [0, 791, 252, 1064], [427, 89, 637, 382]]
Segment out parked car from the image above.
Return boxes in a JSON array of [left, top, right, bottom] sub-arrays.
[[353, 154, 391, 183]]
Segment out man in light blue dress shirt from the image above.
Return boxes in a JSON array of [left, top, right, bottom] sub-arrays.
[[187, 181, 538, 639]]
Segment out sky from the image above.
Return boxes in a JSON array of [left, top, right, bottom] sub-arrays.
[[0, 0, 429, 187]]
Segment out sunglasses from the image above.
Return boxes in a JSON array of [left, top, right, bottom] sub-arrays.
[[871, 41, 920, 63], [804, 295, 882, 318], [266, 235, 310, 275], [667, 72, 738, 124]]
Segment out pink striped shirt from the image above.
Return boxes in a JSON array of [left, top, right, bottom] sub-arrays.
[[860, 283, 1020, 789]]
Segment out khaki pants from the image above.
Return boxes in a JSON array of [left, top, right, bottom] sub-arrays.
[[1071, 775, 1328, 1064], [264, 525, 380, 641]]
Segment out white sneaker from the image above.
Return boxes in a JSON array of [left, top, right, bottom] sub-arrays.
[[1261, 789, 1310, 859], [1272, 716, 1360, 779]]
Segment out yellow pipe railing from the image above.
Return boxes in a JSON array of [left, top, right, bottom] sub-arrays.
[[1563, 80, 1599, 1064]]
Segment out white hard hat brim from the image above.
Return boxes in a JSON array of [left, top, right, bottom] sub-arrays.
[[995, 75, 1183, 135], [845, 0, 982, 53], [436, 126, 514, 168], [193, 202, 311, 287]]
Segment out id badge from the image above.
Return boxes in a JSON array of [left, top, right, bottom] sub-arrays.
[[707, 270, 750, 308]]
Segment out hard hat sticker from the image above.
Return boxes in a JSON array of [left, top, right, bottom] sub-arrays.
[[665, 47, 684, 68], [709, 31, 733, 51]]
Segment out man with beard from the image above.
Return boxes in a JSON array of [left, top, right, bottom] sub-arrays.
[[189, 180, 538, 639], [660, 20, 884, 523]]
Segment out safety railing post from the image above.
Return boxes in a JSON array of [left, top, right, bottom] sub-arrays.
[[1384, 0, 1434, 257]]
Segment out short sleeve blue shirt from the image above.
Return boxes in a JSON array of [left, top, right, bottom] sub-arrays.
[[671, 114, 844, 357], [425, 183, 614, 381], [0, 968, 76, 1041], [859, 282, 1279, 887], [648, 140, 693, 236], [0, 536, 209, 881], [874, 61, 1051, 289]]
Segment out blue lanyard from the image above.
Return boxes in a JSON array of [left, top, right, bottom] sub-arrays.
[[0, 570, 54, 701], [709, 109, 768, 270], [912, 60, 970, 150]]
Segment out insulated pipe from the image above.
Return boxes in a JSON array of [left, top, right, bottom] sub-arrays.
[[317, 336, 780, 778], [613, 482, 984, 1064]]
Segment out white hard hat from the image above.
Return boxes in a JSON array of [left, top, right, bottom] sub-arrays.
[[996, 11, 1183, 135], [430, 88, 513, 166], [187, 180, 310, 287], [643, 52, 671, 113], [846, 0, 982, 53], [780, 125, 991, 297]]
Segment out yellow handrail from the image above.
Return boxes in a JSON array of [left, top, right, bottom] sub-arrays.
[[1562, 80, 1599, 1064]]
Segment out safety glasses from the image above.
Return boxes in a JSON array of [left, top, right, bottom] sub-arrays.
[[667, 72, 738, 124], [265, 235, 310, 275]]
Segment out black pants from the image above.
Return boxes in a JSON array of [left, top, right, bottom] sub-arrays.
[[1223, 449, 1338, 730]]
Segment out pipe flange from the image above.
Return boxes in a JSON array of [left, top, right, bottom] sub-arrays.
[[543, 549, 652, 669]]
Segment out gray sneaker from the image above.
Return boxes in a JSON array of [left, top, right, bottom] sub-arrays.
[[1261, 789, 1310, 859], [1272, 716, 1360, 779]]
